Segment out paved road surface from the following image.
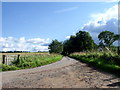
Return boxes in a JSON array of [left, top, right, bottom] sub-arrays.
[[2, 57, 120, 88]]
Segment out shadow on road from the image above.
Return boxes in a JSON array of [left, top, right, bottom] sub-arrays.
[[107, 82, 120, 87], [68, 56, 120, 78]]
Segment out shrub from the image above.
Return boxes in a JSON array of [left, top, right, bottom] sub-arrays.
[[69, 51, 120, 75], [2, 64, 20, 71]]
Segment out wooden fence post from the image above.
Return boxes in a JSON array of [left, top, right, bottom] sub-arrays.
[[17, 54, 20, 62], [2, 55, 6, 64]]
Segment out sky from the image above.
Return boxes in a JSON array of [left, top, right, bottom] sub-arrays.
[[1, 1, 119, 52]]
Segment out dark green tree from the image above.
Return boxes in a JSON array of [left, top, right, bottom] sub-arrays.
[[48, 39, 63, 54], [98, 31, 114, 47], [75, 31, 96, 51], [62, 35, 76, 55], [62, 40, 71, 55], [114, 34, 120, 41], [62, 31, 96, 55], [114, 34, 120, 55], [98, 31, 120, 47]]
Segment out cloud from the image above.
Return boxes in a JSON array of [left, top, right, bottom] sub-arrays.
[[106, 0, 119, 2], [81, 4, 118, 45], [27, 38, 50, 45], [32, 45, 49, 52], [66, 36, 70, 39], [55, 6, 78, 13], [0, 37, 51, 52], [65, 32, 76, 39]]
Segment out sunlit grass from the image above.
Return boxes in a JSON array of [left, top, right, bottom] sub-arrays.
[[2, 54, 63, 71], [70, 51, 120, 76]]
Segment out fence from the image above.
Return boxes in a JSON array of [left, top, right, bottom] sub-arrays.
[[2, 55, 20, 65]]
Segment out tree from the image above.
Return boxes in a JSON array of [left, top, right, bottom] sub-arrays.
[[62, 36, 76, 55], [75, 31, 96, 52], [98, 31, 120, 47], [62, 40, 71, 55], [114, 34, 120, 41], [62, 31, 96, 55], [98, 31, 120, 55], [48, 39, 63, 54], [114, 34, 120, 55], [98, 31, 115, 48]]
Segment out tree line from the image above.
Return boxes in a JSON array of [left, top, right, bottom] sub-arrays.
[[48, 30, 120, 55]]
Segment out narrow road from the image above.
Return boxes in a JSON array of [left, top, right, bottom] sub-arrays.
[[2, 57, 120, 88]]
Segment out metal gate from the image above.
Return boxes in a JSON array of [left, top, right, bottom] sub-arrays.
[[2, 55, 20, 65]]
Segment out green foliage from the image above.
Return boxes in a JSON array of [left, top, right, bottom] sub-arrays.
[[70, 52, 120, 75], [114, 34, 120, 41], [48, 39, 63, 54], [62, 31, 96, 55], [75, 31, 96, 51], [98, 31, 120, 48], [109, 46, 118, 53], [2, 64, 20, 71], [98, 31, 114, 47], [62, 36, 76, 55], [2, 54, 63, 71]]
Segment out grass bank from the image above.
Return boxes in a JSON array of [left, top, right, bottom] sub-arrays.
[[69, 52, 120, 76], [2, 54, 63, 71]]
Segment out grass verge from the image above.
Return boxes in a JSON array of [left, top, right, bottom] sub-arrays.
[[2, 54, 63, 71], [69, 52, 120, 76]]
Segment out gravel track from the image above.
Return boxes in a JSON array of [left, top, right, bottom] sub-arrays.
[[2, 57, 120, 88]]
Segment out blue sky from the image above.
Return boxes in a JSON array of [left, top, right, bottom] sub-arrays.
[[1, 2, 118, 51]]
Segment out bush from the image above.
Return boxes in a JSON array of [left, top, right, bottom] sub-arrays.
[[69, 52, 120, 75], [2, 64, 20, 71]]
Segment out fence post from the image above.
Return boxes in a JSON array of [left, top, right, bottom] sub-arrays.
[[2, 55, 6, 64], [6, 55, 8, 65], [17, 54, 20, 62]]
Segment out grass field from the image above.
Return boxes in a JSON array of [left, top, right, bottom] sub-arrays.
[[1, 53, 63, 71], [0, 52, 49, 64], [69, 51, 120, 76]]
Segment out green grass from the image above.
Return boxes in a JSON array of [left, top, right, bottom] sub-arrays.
[[2, 64, 20, 71], [2, 54, 63, 71], [69, 51, 120, 76]]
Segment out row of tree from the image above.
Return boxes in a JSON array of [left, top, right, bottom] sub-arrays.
[[48, 30, 120, 55]]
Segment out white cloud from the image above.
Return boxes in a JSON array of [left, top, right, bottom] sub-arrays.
[[66, 36, 70, 39], [106, 0, 119, 2], [65, 32, 76, 39], [32, 45, 49, 52], [90, 5, 118, 24], [27, 38, 50, 45], [81, 4, 118, 45], [55, 6, 79, 13], [0, 37, 50, 52]]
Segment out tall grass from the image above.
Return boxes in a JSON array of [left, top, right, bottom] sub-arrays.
[[2, 54, 63, 71], [70, 51, 120, 76]]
